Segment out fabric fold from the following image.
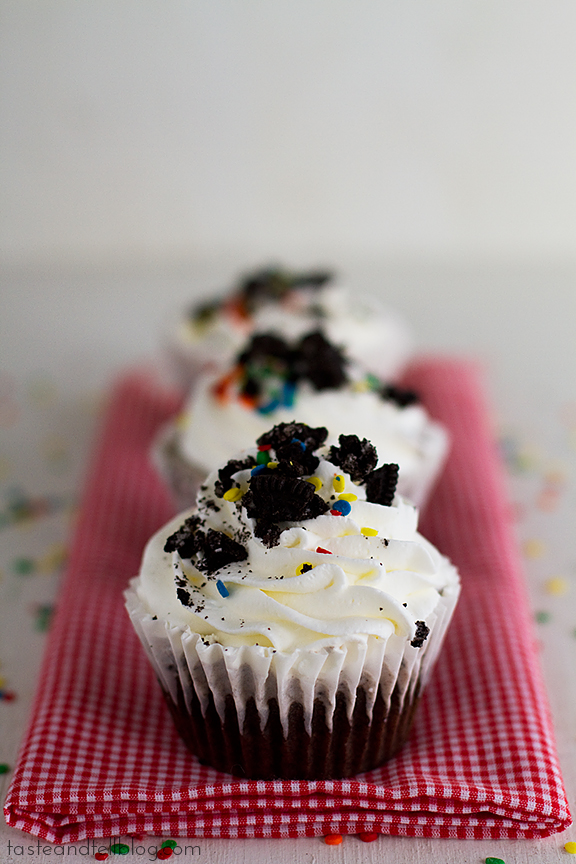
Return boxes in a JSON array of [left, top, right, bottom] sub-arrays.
[[4, 360, 571, 842]]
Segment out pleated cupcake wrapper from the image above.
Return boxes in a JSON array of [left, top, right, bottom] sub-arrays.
[[152, 424, 207, 512], [125, 578, 460, 739], [402, 419, 450, 508]]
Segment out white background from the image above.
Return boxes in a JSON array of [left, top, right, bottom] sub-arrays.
[[2, 0, 576, 264]]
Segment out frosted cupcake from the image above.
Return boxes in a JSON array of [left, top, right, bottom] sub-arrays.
[[126, 423, 460, 779], [167, 265, 412, 388], [155, 330, 448, 511]]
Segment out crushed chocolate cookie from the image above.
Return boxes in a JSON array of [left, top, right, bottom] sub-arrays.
[[257, 421, 328, 453], [410, 620, 430, 648], [292, 330, 348, 390], [164, 515, 203, 558], [239, 266, 332, 314], [364, 463, 399, 507], [214, 455, 257, 497], [237, 332, 292, 367], [380, 384, 419, 407], [243, 473, 329, 525], [254, 520, 283, 548], [176, 587, 193, 607], [328, 433, 378, 483], [198, 529, 248, 574]]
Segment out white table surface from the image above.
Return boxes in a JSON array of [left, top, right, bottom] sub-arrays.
[[1, 255, 575, 863]]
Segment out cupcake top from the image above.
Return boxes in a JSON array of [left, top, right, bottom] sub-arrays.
[[171, 265, 412, 382], [175, 330, 448, 507], [138, 423, 459, 653]]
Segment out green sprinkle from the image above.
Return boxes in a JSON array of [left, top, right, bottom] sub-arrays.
[[110, 843, 130, 854], [161, 840, 178, 849], [366, 373, 381, 390], [0, 764, 10, 774], [12, 557, 36, 576], [486, 858, 506, 864], [256, 450, 270, 465], [535, 610, 551, 624]]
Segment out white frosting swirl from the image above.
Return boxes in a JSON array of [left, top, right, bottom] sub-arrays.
[[136, 447, 459, 654]]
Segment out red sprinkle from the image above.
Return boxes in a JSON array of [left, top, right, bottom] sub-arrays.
[[324, 834, 343, 845], [316, 547, 332, 554], [330, 509, 343, 516], [359, 832, 378, 842], [157, 848, 173, 860], [258, 444, 272, 451], [94, 854, 108, 861], [1, 691, 16, 702]]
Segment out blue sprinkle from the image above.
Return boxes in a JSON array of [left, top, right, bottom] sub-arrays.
[[251, 464, 267, 476], [216, 580, 229, 598], [332, 499, 352, 516], [282, 381, 296, 407], [257, 399, 280, 415], [290, 437, 306, 450]]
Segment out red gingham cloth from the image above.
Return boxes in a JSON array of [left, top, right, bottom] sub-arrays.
[[4, 359, 571, 842]]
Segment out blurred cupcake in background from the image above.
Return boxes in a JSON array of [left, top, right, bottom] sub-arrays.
[[154, 329, 448, 511], [166, 265, 413, 389]]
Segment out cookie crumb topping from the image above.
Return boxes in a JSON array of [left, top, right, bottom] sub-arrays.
[[410, 620, 430, 648], [328, 433, 378, 482], [190, 266, 332, 324]]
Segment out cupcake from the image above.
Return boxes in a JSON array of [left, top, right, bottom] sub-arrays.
[[166, 265, 413, 388], [155, 330, 448, 511], [126, 423, 460, 779]]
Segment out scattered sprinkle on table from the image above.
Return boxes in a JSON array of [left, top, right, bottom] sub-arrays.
[[358, 832, 378, 842], [161, 840, 178, 849], [523, 538, 546, 559], [535, 610, 551, 624], [324, 834, 343, 845], [157, 848, 173, 860], [485, 858, 506, 864], [545, 576, 570, 596], [0, 763, 10, 774], [565, 841, 576, 854], [94, 853, 108, 861]]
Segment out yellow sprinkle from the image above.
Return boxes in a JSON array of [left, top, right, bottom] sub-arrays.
[[545, 576, 570, 596], [523, 538, 546, 559], [361, 527, 378, 537], [296, 562, 314, 576], [38, 543, 67, 573], [175, 412, 190, 431], [333, 475, 345, 493], [0, 677, 5, 688], [565, 842, 576, 854], [267, 461, 278, 469], [306, 476, 322, 491], [223, 487, 243, 502], [338, 493, 357, 502]]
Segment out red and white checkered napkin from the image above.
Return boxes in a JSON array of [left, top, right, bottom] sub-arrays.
[[4, 360, 571, 843]]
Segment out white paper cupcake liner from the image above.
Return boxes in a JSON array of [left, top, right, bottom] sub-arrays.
[[151, 425, 207, 512], [125, 577, 460, 777]]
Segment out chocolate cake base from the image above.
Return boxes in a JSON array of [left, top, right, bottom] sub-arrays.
[[161, 674, 421, 780]]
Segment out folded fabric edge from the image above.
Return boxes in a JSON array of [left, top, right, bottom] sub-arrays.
[[4, 803, 571, 844]]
